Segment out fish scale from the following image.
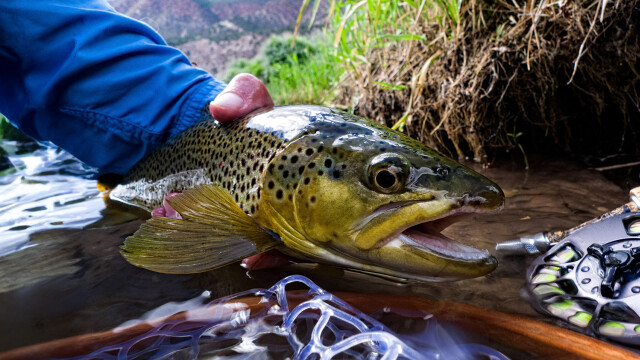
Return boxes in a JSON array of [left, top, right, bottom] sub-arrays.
[[114, 105, 505, 281], [114, 110, 286, 213]]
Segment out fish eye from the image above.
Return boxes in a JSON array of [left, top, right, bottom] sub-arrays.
[[375, 169, 397, 189], [366, 154, 410, 194]]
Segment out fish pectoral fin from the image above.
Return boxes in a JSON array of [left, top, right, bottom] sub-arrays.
[[121, 218, 279, 274], [121, 185, 280, 274]]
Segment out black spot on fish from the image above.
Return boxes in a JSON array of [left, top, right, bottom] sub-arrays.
[[310, 196, 316, 203], [291, 155, 299, 164], [317, 145, 323, 153], [304, 177, 310, 185], [283, 170, 289, 178], [268, 181, 275, 189], [434, 166, 450, 179], [308, 162, 315, 169], [324, 159, 332, 168], [276, 189, 283, 199], [318, 170, 324, 176], [333, 170, 341, 179], [305, 148, 313, 156]]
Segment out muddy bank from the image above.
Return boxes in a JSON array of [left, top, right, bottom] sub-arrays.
[[335, 1, 640, 163]]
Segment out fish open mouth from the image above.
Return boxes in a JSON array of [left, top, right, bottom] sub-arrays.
[[364, 200, 493, 262], [392, 215, 491, 261], [336, 198, 501, 281]]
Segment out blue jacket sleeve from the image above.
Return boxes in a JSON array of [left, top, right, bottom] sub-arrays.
[[0, 0, 226, 175]]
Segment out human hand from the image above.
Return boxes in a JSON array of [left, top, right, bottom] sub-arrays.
[[152, 73, 287, 269], [209, 73, 274, 123], [152, 73, 273, 219]]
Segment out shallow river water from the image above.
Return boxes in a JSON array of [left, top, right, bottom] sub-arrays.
[[0, 141, 634, 358]]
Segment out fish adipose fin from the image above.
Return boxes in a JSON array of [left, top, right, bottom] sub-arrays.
[[121, 185, 280, 274]]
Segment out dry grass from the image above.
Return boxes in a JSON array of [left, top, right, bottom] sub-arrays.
[[303, 0, 640, 162]]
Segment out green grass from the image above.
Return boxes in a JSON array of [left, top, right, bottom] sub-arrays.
[[0, 113, 7, 139], [224, 35, 343, 105], [0, 113, 31, 142], [225, 1, 463, 108], [300, 0, 460, 73]]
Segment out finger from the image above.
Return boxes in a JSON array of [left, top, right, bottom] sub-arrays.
[[210, 73, 274, 123], [151, 193, 182, 219], [162, 192, 182, 219], [241, 250, 295, 270], [151, 207, 166, 217]]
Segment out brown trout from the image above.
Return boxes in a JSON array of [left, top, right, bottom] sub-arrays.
[[112, 105, 504, 281]]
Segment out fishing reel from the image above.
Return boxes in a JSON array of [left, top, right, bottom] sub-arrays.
[[496, 187, 640, 345]]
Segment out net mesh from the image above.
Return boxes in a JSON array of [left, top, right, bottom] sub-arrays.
[[65, 275, 509, 360]]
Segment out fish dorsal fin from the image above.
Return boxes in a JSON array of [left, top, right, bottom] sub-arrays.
[[121, 185, 280, 274]]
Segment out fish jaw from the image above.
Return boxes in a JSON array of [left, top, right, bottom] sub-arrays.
[[347, 200, 499, 281]]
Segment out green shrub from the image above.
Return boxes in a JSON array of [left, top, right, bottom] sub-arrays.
[[224, 34, 343, 105], [223, 58, 265, 83]]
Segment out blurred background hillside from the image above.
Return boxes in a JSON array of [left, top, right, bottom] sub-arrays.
[[109, 0, 326, 77]]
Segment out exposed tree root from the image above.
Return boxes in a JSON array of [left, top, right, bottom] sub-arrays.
[[335, 0, 640, 162]]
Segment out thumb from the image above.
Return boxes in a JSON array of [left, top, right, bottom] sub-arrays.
[[210, 73, 274, 123]]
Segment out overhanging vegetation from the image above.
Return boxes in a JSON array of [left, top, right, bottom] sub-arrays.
[[299, 0, 639, 162]]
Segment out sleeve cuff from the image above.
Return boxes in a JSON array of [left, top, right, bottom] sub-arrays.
[[175, 78, 226, 136]]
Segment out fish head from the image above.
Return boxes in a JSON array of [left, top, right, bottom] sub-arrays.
[[258, 109, 504, 281]]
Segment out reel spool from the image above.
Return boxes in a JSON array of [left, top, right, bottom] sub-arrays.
[[498, 186, 640, 345], [526, 212, 640, 345]]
